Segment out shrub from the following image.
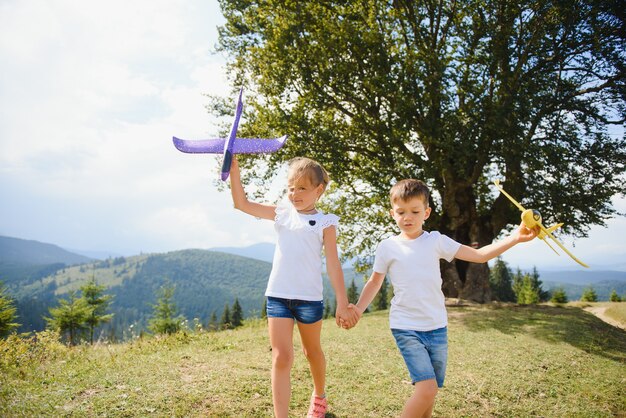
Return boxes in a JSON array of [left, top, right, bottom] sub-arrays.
[[551, 288, 568, 304]]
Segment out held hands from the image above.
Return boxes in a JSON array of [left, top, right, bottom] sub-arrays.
[[335, 303, 362, 330]]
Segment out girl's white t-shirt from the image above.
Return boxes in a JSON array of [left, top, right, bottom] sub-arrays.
[[373, 231, 461, 331], [265, 199, 339, 301]]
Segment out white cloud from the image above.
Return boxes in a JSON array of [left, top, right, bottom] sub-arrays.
[[0, 0, 281, 254]]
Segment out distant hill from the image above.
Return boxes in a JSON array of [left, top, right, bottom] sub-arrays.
[[543, 280, 626, 301], [210, 242, 276, 263], [0, 235, 93, 266], [0, 235, 95, 291], [538, 270, 626, 285]]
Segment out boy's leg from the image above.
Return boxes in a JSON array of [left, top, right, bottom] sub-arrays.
[[268, 317, 295, 418], [297, 319, 325, 396], [401, 379, 438, 418]]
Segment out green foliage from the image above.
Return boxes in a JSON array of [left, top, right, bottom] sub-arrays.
[[261, 299, 267, 320], [609, 290, 621, 302], [0, 281, 19, 337], [346, 279, 359, 304], [550, 288, 569, 304], [220, 304, 231, 330], [207, 311, 219, 332], [45, 291, 90, 345], [517, 275, 541, 305], [372, 277, 389, 311], [581, 287, 599, 302], [217, 0, 626, 302], [231, 298, 244, 328], [148, 285, 185, 335], [489, 258, 516, 302], [322, 298, 330, 319], [80, 277, 113, 344]]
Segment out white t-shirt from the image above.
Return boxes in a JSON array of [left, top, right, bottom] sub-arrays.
[[265, 199, 339, 301], [373, 231, 461, 331]]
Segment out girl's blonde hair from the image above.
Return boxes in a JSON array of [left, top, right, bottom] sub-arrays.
[[287, 157, 330, 191]]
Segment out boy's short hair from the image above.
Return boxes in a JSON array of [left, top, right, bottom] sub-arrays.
[[389, 179, 430, 207], [287, 157, 330, 191]]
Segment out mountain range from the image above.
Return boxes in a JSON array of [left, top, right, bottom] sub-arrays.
[[1, 235, 624, 339], [0, 235, 364, 340]]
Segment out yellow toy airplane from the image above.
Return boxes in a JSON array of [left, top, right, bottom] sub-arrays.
[[494, 179, 589, 268]]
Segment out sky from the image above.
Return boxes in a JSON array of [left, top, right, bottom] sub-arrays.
[[1, 0, 624, 272]]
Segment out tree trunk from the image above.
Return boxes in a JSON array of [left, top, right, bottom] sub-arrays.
[[438, 180, 494, 303]]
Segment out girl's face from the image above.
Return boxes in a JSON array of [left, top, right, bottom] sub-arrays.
[[390, 197, 431, 239], [287, 174, 323, 213]]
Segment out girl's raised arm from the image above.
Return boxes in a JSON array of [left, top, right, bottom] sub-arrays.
[[230, 157, 276, 220]]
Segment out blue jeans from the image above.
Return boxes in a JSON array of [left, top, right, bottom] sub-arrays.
[[266, 296, 324, 324], [391, 327, 448, 387]]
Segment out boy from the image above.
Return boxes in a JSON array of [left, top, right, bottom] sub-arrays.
[[350, 179, 537, 417]]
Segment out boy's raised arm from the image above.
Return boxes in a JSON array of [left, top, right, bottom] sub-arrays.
[[229, 157, 276, 220], [455, 222, 538, 263]]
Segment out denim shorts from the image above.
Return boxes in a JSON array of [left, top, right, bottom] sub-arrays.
[[391, 327, 448, 388], [266, 296, 324, 324]]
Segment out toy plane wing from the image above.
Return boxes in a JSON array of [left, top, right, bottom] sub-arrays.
[[494, 179, 526, 212], [539, 224, 590, 268], [173, 87, 288, 181], [172, 136, 288, 154]]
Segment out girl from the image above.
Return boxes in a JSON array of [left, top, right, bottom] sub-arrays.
[[229, 156, 358, 418]]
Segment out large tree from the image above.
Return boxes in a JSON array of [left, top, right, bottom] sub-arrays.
[[217, 0, 625, 301]]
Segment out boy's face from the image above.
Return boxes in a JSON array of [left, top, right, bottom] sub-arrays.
[[390, 197, 431, 238]]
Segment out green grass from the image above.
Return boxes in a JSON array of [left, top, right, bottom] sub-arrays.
[[1, 304, 624, 417]]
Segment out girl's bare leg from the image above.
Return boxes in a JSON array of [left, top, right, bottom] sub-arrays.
[[268, 318, 295, 418], [297, 320, 325, 396]]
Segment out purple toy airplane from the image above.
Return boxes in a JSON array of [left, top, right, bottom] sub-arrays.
[[173, 87, 288, 181]]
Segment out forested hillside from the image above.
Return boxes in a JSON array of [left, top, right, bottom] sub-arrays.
[[7, 246, 364, 341]]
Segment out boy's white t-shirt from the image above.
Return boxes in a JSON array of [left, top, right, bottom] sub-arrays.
[[373, 231, 461, 331], [265, 199, 339, 301]]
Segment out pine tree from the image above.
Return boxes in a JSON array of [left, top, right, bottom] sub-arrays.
[[80, 277, 113, 344], [512, 268, 524, 300], [373, 277, 389, 311], [530, 267, 549, 302], [609, 290, 621, 302], [148, 285, 185, 335], [489, 258, 516, 302], [220, 304, 231, 330], [231, 298, 244, 328], [323, 298, 331, 319], [261, 299, 267, 320], [207, 310, 218, 331], [580, 287, 598, 302], [550, 288, 568, 304], [347, 279, 360, 304], [517, 274, 540, 305], [46, 291, 90, 345], [0, 281, 19, 338]]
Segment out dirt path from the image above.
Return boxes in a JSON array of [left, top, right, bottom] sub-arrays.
[[584, 306, 626, 330]]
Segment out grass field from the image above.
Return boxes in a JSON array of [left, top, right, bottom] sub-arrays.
[[1, 303, 624, 417]]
